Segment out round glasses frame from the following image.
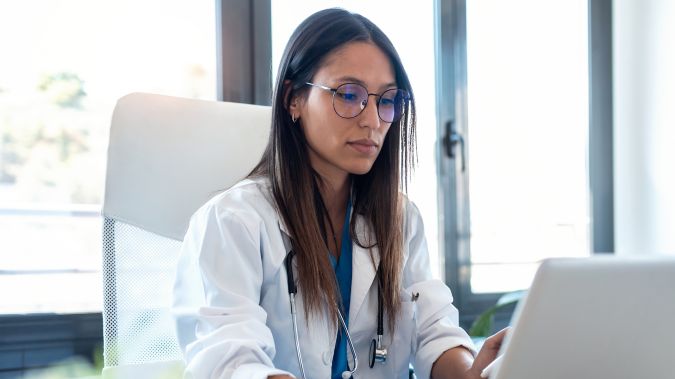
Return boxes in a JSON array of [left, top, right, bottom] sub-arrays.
[[305, 82, 409, 123]]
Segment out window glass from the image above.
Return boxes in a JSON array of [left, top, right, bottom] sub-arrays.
[[465, 0, 590, 293], [0, 0, 216, 313]]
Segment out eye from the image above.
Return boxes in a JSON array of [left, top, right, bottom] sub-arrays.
[[379, 97, 395, 106], [336, 91, 360, 102]]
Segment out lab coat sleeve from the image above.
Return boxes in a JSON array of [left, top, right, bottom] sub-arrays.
[[402, 200, 477, 379], [172, 201, 295, 379]]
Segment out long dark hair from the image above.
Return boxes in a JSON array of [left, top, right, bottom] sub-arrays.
[[250, 8, 416, 330]]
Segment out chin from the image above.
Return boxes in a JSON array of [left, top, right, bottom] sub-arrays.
[[346, 161, 376, 175]]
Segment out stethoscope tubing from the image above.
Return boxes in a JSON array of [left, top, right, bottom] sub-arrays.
[[285, 249, 384, 379], [289, 292, 308, 379], [336, 305, 358, 378]]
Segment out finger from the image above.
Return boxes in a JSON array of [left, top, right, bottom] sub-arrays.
[[484, 327, 511, 348], [492, 326, 510, 340]]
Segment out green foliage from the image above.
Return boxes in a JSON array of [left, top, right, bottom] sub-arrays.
[[92, 344, 104, 373], [21, 343, 184, 379], [37, 72, 87, 109], [0, 72, 105, 203], [23, 356, 99, 379], [469, 291, 525, 337]]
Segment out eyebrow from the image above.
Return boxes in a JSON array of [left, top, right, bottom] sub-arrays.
[[333, 76, 398, 92]]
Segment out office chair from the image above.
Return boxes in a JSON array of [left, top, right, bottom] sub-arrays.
[[101, 92, 271, 378]]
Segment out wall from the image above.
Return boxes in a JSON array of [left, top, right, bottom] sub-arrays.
[[613, 0, 675, 255]]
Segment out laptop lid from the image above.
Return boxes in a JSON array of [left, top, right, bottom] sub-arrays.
[[491, 256, 675, 379]]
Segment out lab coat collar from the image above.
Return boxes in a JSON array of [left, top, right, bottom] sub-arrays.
[[278, 219, 292, 243], [349, 213, 380, 323], [277, 211, 380, 326]]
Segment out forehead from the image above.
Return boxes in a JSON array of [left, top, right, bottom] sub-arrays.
[[314, 41, 396, 90]]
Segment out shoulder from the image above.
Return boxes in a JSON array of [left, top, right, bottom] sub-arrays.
[[209, 176, 273, 207], [398, 193, 435, 284], [400, 193, 424, 236], [191, 176, 278, 230]]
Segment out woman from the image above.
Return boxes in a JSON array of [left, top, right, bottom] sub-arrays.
[[173, 8, 505, 379]]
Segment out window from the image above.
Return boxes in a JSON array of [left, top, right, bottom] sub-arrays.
[[465, 0, 590, 293], [0, 0, 216, 314], [440, 0, 591, 316]]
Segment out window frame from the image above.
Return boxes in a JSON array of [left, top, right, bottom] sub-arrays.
[[216, 0, 272, 105], [0, 313, 102, 376]]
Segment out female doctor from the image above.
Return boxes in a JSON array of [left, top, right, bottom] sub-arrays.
[[172, 8, 506, 379]]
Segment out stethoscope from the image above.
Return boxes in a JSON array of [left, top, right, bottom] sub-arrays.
[[284, 250, 388, 379]]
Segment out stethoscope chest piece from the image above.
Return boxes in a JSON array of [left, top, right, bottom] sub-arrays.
[[368, 335, 387, 368]]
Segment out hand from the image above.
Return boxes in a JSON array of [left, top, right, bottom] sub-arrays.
[[464, 327, 509, 379]]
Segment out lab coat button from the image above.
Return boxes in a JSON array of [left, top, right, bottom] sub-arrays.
[[322, 350, 332, 365]]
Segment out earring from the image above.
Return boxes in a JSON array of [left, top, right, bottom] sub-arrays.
[[291, 114, 297, 123]]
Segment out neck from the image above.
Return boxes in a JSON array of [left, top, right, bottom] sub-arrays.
[[309, 154, 351, 218], [312, 167, 350, 258], [317, 173, 350, 219]]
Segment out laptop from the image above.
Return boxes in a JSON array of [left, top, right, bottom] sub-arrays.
[[489, 256, 675, 379]]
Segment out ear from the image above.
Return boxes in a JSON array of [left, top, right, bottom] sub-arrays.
[[283, 80, 302, 119]]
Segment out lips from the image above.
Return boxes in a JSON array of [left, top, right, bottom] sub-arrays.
[[347, 139, 379, 154]]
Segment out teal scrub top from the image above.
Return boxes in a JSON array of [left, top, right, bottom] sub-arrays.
[[328, 198, 353, 379]]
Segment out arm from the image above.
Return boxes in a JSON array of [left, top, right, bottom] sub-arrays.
[[431, 346, 474, 379], [431, 328, 508, 379], [403, 199, 506, 379], [401, 200, 477, 378], [173, 201, 293, 379]]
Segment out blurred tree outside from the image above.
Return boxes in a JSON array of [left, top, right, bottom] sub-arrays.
[[0, 71, 105, 204], [0, 0, 216, 316], [38, 72, 87, 108]]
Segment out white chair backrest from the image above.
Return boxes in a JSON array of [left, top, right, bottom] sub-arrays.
[[101, 93, 271, 378]]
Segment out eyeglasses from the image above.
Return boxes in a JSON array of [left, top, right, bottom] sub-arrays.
[[305, 82, 409, 123]]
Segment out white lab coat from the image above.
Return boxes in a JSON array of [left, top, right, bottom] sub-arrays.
[[172, 177, 475, 379]]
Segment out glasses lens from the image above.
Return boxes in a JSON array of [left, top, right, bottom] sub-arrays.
[[378, 89, 409, 123], [333, 83, 368, 118]]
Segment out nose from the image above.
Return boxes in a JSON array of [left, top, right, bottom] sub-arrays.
[[358, 94, 382, 130]]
